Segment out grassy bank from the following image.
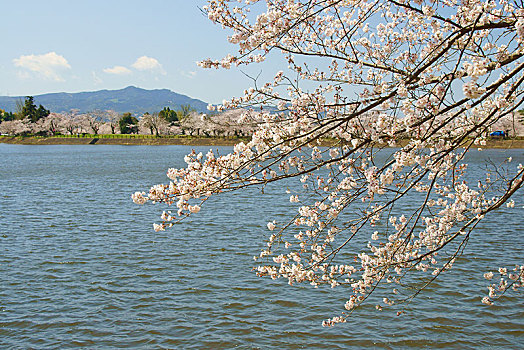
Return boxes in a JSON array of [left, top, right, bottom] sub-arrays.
[[0, 135, 248, 146], [1, 135, 524, 148]]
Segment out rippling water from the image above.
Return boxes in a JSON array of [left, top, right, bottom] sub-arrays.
[[0, 144, 523, 349]]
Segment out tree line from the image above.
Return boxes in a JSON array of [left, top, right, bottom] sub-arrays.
[[0, 96, 50, 123], [0, 97, 254, 137]]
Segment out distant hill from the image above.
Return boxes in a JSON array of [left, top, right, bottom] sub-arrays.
[[0, 86, 209, 115]]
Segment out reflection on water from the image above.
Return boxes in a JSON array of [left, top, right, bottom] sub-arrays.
[[0, 144, 523, 349]]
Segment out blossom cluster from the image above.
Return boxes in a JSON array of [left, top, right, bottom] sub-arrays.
[[482, 265, 524, 305], [135, 0, 524, 325]]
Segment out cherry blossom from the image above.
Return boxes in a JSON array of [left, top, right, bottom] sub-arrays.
[[135, 0, 524, 325]]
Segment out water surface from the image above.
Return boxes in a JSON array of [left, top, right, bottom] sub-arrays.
[[0, 144, 523, 349]]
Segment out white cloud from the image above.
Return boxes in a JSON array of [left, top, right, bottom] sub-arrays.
[[181, 70, 197, 79], [16, 71, 31, 80], [131, 56, 165, 74], [13, 52, 71, 81], [103, 65, 132, 75], [92, 71, 103, 85]]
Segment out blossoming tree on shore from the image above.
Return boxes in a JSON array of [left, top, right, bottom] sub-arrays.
[[134, 0, 524, 325]]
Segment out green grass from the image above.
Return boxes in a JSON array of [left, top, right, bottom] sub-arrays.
[[10, 133, 250, 140]]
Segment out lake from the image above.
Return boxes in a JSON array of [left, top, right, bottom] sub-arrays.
[[0, 144, 523, 349]]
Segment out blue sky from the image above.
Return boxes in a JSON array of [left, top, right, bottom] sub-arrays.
[[1, 0, 272, 104]]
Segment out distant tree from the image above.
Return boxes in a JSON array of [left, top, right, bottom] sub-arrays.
[[61, 111, 81, 135], [14, 98, 24, 120], [159, 107, 179, 125], [19, 96, 50, 122], [105, 110, 120, 134], [490, 113, 523, 137], [177, 104, 195, 120], [139, 112, 168, 136], [178, 110, 254, 137], [20, 96, 37, 121], [84, 111, 105, 135], [0, 109, 15, 122], [139, 112, 154, 135], [0, 119, 31, 135], [36, 104, 50, 121], [119, 113, 139, 134], [42, 113, 63, 135], [178, 112, 203, 136], [0, 120, 17, 135]]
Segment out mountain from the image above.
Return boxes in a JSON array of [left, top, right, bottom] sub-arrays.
[[0, 86, 209, 115]]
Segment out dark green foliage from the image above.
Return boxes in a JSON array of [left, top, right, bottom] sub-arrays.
[[0, 109, 15, 122], [21, 96, 37, 121], [20, 96, 50, 122], [158, 105, 196, 125], [36, 105, 50, 121], [119, 112, 139, 134], [159, 107, 178, 124]]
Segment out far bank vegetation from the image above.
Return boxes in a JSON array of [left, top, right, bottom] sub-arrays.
[[2, 96, 524, 139], [0, 97, 257, 138]]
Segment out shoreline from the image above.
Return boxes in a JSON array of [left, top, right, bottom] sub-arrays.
[[0, 135, 247, 146], [1, 135, 524, 149]]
